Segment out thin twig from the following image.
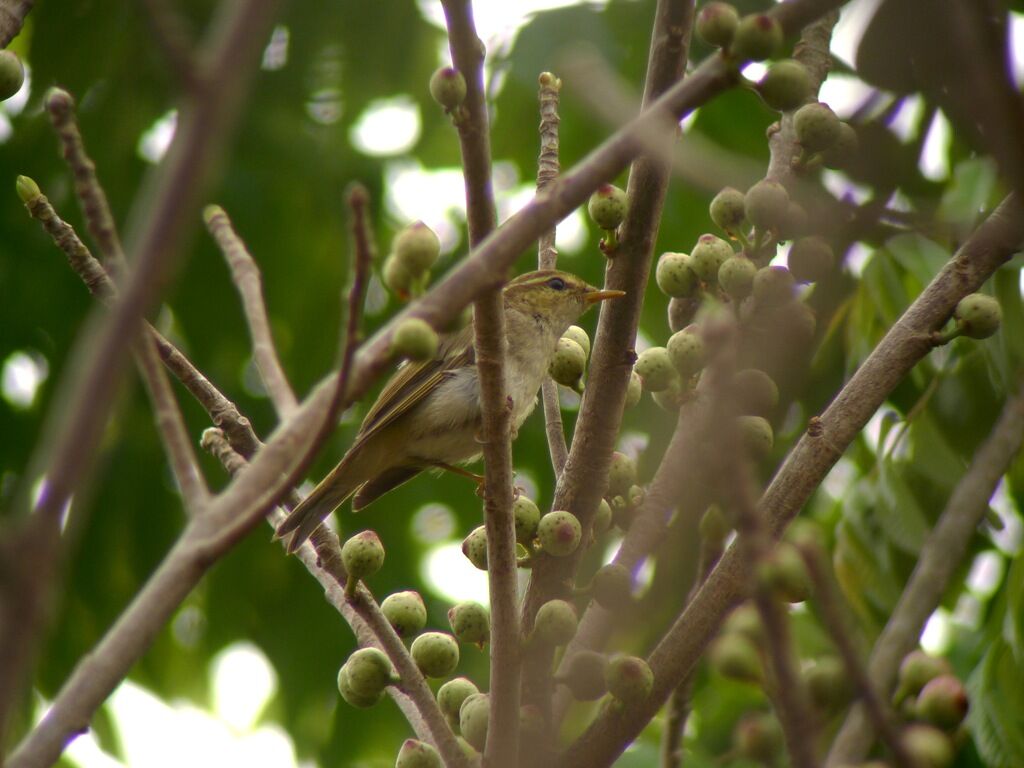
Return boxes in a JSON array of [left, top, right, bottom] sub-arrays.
[[20, 187, 260, 458], [706, 324, 818, 768], [205, 204, 299, 418], [440, 2, 520, 764], [0, 0, 33, 49], [520, 0, 695, 723], [200, 430, 470, 768], [536, 71, 569, 476], [561, 194, 1024, 768], [798, 542, 911, 768], [827, 380, 1024, 766], [42, 92, 210, 512]]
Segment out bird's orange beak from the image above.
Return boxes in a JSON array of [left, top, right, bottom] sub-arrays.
[[585, 288, 626, 305]]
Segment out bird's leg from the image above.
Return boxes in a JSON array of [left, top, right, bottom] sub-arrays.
[[429, 461, 486, 494]]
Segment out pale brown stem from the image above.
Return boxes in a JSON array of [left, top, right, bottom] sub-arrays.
[[536, 71, 569, 476], [441, 2, 520, 765], [520, 0, 694, 725], [204, 205, 299, 418], [0, 0, 32, 47], [799, 542, 911, 768]]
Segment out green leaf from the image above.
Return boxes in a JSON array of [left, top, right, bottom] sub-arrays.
[[967, 639, 1024, 768], [877, 457, 930, 554]]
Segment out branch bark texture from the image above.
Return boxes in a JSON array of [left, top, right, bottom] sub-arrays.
[[562, 194, 1024, 768]]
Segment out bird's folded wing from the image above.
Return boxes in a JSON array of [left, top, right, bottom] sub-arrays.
[[349, 323, 475, 452]]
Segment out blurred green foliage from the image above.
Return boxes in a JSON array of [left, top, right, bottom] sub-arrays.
[[2, 0, 1023, 766]]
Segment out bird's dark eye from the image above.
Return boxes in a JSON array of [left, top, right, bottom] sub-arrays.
[[547, 277, 566, 291]]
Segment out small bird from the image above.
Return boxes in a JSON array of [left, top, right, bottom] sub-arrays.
[[277, 269, 624, 551]]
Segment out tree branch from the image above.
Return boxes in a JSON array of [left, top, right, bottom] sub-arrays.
[[199, 430, 470, 768], [536, 71, 569, 476], [826, 379, 1024, 766], [561, 193, 1024, 768], [798, 541, 911, 768], [204, 204, 299, 417], [440, 2, 520, 764], [520, 0, 694, 723], [0, 0, 32, 48]]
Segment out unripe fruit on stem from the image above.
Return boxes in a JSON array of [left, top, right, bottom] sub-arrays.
[[513, 495, 541, 545], [0, 51, 25, 101], [410, 632, 460, 678], [690, 234, 734, 282], [559, 650, 608, 701], [752, 265, 795, 308], [696, 2, 739, 48], [667, 327, 706, 378], [734, 368, 779, 416], [772, 300, 817, 345], [15, 175, 41, 205], [788, 235, 834, 282], [342, 531, 385, 591], [634, 346, 676, 392], [593, 498, 614, 535], [533, 599, 578, 646], [606, 655, 653, 706], [393, 221, 441, 274], [627, 484, 644, 510], [786, 517, 825, 551], [804, 657, 853, 711], [954, 293, 1001, 338], [699, 505, 731, 544], [656, 252, 699, 298], [624, 370, 643, 409], [459, 693, 490, 751], [437, 677, 479, 723], [734, 713, 784, 763], [710, 186, 747, 234], [709, 633, 762, 682], [731, 14, 783, 61], [344, 647, 396, 697], [758, 59, 813, 112], [455, 737, 479, 761], [609, 494, 634, 529], [758, 541, 812, 602], [448, 601, 490, 646], [822, 121, 859, 169], [916, 675, 969, 730], [338, 665, 385, 708], [429, 66, 467, 111], [563, 325, 591, 359], [591, 562, 633, 611], [381, 591, 427, 638], [794, 101, 842, 153], [901, 724, 955, 768], [537, 510, 582, 556], [587, 184, 628, 230], [396, 739, 442, 768], [607, 451, 637, 497], [897, 651, 953, 704], [392, 318, 439, 361], [549, 337, 587, 389], [719, 255, 757, 300], [738, 415, 774, 457], [383, 253, 416, 296], [462, 526, 488, 570], [744, 179, 790, 231], [668, 295, 703, 333]]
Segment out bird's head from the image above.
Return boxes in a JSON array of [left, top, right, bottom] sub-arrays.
[[502, 269, 625, 335]]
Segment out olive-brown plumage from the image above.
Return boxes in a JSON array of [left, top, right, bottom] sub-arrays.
[[276, 270, 623, 551]]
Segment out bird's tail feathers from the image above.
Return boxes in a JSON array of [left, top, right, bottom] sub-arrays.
[[276, 457, 361, 553]]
